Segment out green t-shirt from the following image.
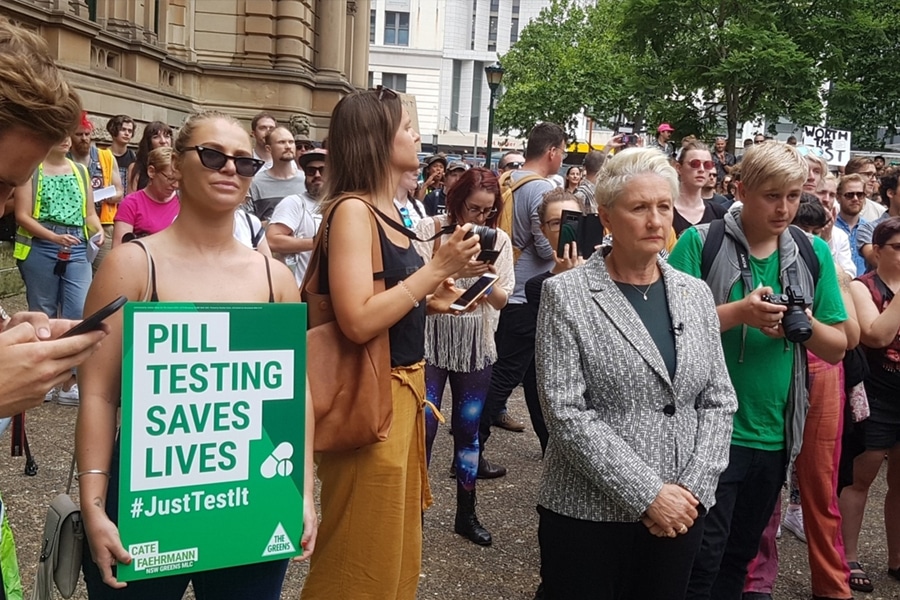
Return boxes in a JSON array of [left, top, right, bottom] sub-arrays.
[[668, 227, 847, 450]]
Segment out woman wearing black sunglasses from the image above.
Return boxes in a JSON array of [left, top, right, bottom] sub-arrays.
[[299, 88, 480, 600], [673, 141, 728, 237], [76, 111, 317, 599]]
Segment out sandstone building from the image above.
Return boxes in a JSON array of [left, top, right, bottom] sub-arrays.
[[0, 0, 371, 139]]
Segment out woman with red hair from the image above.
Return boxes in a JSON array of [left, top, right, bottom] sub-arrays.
[[414, 167, 514, 546]]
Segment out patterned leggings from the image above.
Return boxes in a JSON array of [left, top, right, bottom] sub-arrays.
[[424, 362, 492, 491]]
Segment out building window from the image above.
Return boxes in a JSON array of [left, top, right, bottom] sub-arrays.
[[86, 0, 97, 21], [490, 0, 500, 12], [470, 0, 477, 51], [512, 0, 521, 14], [451, 60, 461, 131], [368, 71, 374, 89], [510, 18, 519, 43], [488, 17, 497, 52], [470, 62, 483, 133], [382, 73, 407, 93], [384, 11, 409, 46], [370, 10, 376, 44]]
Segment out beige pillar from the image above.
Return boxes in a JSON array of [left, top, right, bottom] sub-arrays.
[[316, 0, 346, 76], [351, 0, 370, 88], [243, 0, 275, 68], [275, 0, 305, 70]]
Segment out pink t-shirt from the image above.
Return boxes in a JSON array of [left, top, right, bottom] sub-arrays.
[[115, 189, 180, 237]]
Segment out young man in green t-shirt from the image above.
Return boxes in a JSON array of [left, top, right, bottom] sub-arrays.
[[668, 142, 849, 600]]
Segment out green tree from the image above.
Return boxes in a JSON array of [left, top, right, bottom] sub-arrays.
[[494, 0, 641, 138], [623, 0, 829, 154], [822, 0, 900, 149]]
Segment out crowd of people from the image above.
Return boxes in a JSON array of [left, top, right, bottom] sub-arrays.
[[1, 14, 900, 600]]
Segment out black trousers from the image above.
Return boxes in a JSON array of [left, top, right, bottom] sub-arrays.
[[479, 303, 548, 451], [538, 506, 705, 600], [685, 444, 786, 600]]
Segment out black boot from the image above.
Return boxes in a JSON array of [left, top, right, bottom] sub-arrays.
[[477, 454, 507, 479], [454, 485, 492, 546]]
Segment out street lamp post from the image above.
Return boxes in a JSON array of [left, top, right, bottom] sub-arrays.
[[484, 62, 505, 169]]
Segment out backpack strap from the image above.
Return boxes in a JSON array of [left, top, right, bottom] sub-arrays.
[[787, 225, 820, 284], [700, 218, 726, 281], [244, 210, 264, 250]]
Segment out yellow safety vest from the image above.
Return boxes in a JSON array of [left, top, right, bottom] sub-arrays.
[[13, 159, 89, 261]]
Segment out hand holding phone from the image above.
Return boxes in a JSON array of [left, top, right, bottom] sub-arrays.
[[449, 273, 500, 312]]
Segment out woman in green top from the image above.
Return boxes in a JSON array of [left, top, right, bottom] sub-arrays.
[[14, 136, 103, 321]]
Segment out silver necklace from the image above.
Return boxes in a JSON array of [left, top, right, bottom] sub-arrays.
[[629, 282, 653, 301]]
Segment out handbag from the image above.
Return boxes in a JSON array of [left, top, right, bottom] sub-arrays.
[[32, 454, 83, 600], [302, 198, 393, 452]]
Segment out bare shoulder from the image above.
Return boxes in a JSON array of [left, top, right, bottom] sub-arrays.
[[92, 241, 152, 300], [269, 258, 301, 302]]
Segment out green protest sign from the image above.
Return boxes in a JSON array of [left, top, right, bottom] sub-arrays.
[[118, 302, 306, 582]]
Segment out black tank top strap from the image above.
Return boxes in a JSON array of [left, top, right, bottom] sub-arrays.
[[264, 256, 275, 303], [130, 240, 159, 302]]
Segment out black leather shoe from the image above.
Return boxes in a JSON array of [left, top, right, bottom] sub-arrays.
[[477, 456, 507, 479], [455, 487, 492, 546]]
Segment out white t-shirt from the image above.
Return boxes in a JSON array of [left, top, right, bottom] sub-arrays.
[[393, 197, 427, 229], [233, 209, 265, 249], [269, 192, 321, 286], [828, 226, 856, 277], [860, 198, 886, 223]]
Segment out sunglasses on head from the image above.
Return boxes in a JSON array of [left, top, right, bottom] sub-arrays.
[[373, 85, 398, 101], [185, 146, 265, 177], [687, 159, 715, 170]]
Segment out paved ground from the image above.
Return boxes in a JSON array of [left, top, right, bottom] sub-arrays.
[[1, 295, 898, 599]]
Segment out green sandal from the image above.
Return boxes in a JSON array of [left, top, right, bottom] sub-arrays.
[[848, 561, 874, 593]]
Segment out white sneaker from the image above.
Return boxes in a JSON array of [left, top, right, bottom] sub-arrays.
[[44, 387, 58, 403], [782, 505, 806, 543], [776, 523, 782, 539], [56, 384, 79, 406]]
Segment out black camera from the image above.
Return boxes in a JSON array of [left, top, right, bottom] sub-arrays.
[[463, 224, 497, 250], [762, 286, 812, 343]]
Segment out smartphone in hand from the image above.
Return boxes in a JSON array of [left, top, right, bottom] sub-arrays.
[[60, 295, 127, 339], [449, 273, 500, 312]]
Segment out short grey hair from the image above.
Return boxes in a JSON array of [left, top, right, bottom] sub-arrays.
[[595, 148, 679, 210]]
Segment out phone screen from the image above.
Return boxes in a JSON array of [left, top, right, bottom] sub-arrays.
[[556, 210, 606, 259], [450, 273, 499, 311]]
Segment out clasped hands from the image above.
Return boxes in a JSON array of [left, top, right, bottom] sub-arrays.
[[641, 483, 699, 538]]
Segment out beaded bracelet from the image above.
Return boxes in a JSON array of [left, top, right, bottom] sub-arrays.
[[397, 280, 420, 308]]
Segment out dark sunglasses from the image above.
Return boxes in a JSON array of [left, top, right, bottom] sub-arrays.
[[304, 165, 325, 176], [842, 191, 866, 199], [373, 85, 398, 101], [502, 162, 524, 170], [687, 159, 715, 170], [185, 146, 265, 177]]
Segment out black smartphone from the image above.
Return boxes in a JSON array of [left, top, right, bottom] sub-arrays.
[[476, 249, 501, 264], [60, 295, 127, 338], [556, 210, 605, 259], [449, 272, 500, 312]]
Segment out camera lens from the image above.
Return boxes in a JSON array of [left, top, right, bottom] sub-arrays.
[[781, 305, 812, 343], [466, 225, 497, 250]]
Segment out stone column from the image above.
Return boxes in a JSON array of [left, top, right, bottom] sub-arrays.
[[275, 0, 305, 70], [316, 0, 346, 76], [350, 0, 370, 88], [243, 0, 276, 68]]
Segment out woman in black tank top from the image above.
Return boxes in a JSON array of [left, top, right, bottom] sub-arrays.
[[75, 111, 316, 599], [299, 89, 480, 600]]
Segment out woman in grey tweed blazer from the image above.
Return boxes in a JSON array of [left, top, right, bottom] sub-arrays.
[[534, 148, 737, 600]]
